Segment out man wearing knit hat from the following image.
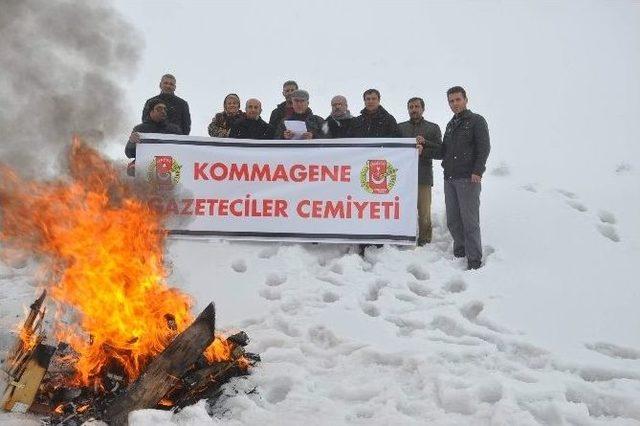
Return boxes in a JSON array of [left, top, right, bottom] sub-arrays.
[[125, 99, 182, 175], [275, 89, 325, 140]]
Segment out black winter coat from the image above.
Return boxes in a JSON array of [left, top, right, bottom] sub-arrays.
[[325, 116, 353, 139], [274, 109, 326, 139], [429, 109, 490, 179], [142, 93, 191, 135], [348, 106, 401, 138], [125, 120, 182, 159], [398, 118, 442, 186], [268, 101, 293, 128], [230, 117, 275, 140]]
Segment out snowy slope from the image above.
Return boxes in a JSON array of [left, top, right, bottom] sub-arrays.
[[2, 162, 638, 425]]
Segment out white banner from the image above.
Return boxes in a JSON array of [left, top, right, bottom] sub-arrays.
[[135, 134, 418, 244]]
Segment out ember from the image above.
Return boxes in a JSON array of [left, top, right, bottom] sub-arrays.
[[0, 138, 259, 423]]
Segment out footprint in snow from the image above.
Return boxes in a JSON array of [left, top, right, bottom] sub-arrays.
[[565, 383, 638, 420], [322, 291, 340, 303], [566, 199, 588, 212], [460, 300, 484, 321], [407, 263, 429, 280], [596, 223, 620, 242], [585, 342, 640, 360], [308, 325, 341, 349], [231, 259, 247, 273], [316, 274, 345, 287], [273, 316, 300, 337], [259, 287, 281, 301], [361, 302, 380, 317], [395, 293, 417, 302], [556, 188, 577, 199], [407, 281, 432, 297], [443, 278, 467, 293], [386, 315, 427, 335], [365, 279, 389, 301], [264, 272, 287, 287], [484, 245, 496, 257], [597, 210, 617, 224], [263, 376, 294, 404], [615, 162, 633, 174], [521, 183, 538, 193], [489, 162, 510, 177]]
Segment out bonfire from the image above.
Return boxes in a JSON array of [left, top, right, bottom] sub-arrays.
[[0, 138, 258, 424]]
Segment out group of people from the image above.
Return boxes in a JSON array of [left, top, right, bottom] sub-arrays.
[[126, 74, 490, 270]]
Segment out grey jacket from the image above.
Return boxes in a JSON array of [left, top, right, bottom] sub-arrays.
[[429, 109, 490, 179], [399, 118, 442, 186]]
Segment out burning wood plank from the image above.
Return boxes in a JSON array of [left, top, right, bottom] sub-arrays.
[[1, 290, 50, 412], [103, 302, 217, 425], [2, 343, 57, 413]]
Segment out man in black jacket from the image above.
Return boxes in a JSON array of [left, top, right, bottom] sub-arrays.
[[349, 89, 401, 255], [274, 90, 325, 139], [230, 98, 275, 140], [399, 97, 442, 245], [141, 74, 191, 135], [348, 89, 401, 138], [427, 86, 490, 269], [325, 95, 353, 138], [125, 99, 181, 175], [268, 80, 298, 128]]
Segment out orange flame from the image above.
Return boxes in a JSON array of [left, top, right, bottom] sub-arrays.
[[0, 137, 242, 389]]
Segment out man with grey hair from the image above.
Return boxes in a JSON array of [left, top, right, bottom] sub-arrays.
[[399, 97, 442, 245], [275, 89, 325, 139], [229, 98, 275, 140], [325, 95, 353, 138], [142, 73, 191, 135]]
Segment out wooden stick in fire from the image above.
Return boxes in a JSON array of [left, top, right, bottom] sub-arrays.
[[1, 290, 49, 411], [103, 302, 217, 425]]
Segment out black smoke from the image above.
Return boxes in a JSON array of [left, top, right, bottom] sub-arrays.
[[0, 0, 142, 173]]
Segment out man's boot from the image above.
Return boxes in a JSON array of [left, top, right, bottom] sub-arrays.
[[467, 260, 482, 270]]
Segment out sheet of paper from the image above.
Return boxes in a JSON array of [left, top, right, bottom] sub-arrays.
[[284, 120, 308, 139]]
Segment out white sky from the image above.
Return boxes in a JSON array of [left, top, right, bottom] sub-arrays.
[[111, 0, 640, 184]]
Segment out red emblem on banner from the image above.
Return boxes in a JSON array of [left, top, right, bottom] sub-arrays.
[[368, 160, 389, 194], [155, 156, 174, 190]]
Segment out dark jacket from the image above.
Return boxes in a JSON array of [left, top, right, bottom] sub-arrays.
[[125, 120, 182, 159], [274, 108, 326, 139], [268, 101, 293, 128], [325, 115, 354, 139], [208, 111, 244, 138], [399, 118, 442, 186], [348, 106, 401, 138], [229, 117, 275, 140], [430, 109, 490, 179], [142, 93, 191, 135]]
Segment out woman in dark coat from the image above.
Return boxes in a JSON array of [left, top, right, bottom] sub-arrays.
[[208, 93, 244, 137]]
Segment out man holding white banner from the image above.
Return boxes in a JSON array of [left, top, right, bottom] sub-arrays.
[[134, 134, 419, 245], [274, 90, 325, 140]]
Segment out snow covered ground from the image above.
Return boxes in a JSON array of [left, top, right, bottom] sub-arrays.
[[1, 160, 639, 425], [2, 1, 639, 424]]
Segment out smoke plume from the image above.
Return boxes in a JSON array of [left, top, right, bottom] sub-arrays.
[[0, 0, 142, 174]]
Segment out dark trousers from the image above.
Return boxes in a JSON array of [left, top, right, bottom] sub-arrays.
[[444, 178, 482, 262]]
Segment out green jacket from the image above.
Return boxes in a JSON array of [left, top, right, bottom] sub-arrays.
[[399, 118, 442, 186]]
